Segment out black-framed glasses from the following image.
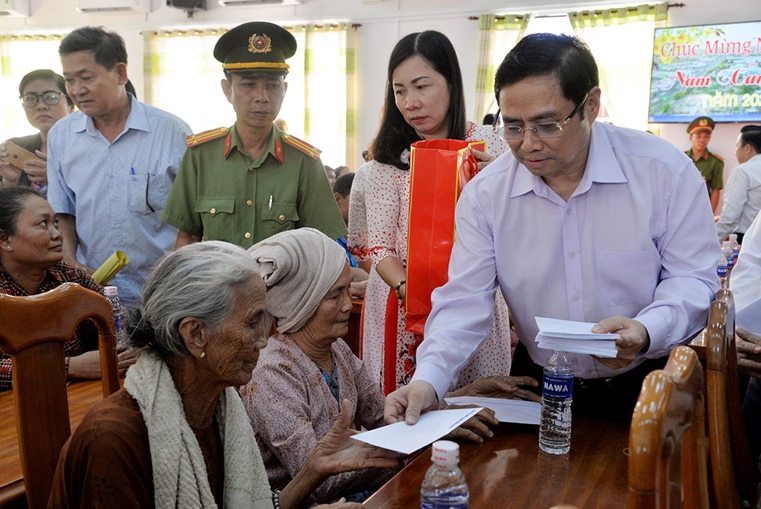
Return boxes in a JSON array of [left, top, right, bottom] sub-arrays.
[[20, 91, 68, 108], [493, 92, 589, 141]]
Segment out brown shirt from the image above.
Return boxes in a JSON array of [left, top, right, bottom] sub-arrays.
[[49, 388, 223, 508]]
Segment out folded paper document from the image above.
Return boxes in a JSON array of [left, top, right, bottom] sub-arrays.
[[535, 316, 619, 358], [444, 396, 541, 425], [91, 251, 129, 285], [351, 408, 481, 454]]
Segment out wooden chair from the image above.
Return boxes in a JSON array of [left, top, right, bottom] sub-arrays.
[[705, 288, 760, 508], [0, 283, 120, 509], [628, 345, 709, 509]]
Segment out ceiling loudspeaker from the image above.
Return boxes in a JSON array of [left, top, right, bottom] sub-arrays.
[[167, 0, 205, 16]]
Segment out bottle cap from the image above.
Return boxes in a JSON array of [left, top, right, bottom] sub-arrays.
[[103, 285, 119, 297], [729, 233, 738, 241], [431, 440, 459, 465]]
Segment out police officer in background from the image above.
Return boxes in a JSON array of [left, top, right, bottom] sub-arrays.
[[686, 116, 724, 213], [162, 21, 347, 249]]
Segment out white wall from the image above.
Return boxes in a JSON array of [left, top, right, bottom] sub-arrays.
[[1, 0, 758, 172]]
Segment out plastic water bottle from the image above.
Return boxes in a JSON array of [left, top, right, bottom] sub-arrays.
[[722, 241, 735, 274], [717, 255, 728, 288], [539, 350, 574, 455], [103, 285, 126, 344], [729, 233, 739, 266], [420, 440, 469, 509]]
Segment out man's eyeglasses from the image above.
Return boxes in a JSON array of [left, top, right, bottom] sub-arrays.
[[493, 93, 589, 141], [20, 91, 68, 108]]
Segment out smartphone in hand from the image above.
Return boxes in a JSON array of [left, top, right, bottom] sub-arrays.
[[1, 141, 43, 169]]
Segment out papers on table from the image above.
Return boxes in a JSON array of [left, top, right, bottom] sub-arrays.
[[350, 408, 482, 455], [535, 316, 619, 358], [444, 396, 541, 425]]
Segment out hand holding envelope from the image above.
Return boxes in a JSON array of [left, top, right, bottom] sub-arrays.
[[91, 251, 129, 285]]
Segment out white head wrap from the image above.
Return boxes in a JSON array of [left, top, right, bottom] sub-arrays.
[[247, 228, 347, 333]]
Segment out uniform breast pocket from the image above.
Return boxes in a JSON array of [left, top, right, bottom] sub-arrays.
[[128, 173, 173, 215], [196, 197, 236, 242], [596, 248, 661, 307], [260, 203, 299, 238]]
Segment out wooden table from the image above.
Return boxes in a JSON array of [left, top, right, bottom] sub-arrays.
[[364, 414, 631, 508], [0, 380, 105, 507]]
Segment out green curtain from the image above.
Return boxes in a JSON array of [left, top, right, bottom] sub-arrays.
[[301, 23, 357, 168], [0, 34, 66, 140], [474, 13, 531, 124], [143, 29, 233, 133], [568, 3, 668, 131]]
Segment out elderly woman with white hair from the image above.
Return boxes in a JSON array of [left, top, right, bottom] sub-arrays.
[[49, 241, 398, 509], [242, 228, 540, 505]]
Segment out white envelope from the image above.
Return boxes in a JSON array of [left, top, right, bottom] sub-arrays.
[[350, 408, 482, 455], [444, 396, 541, 425]]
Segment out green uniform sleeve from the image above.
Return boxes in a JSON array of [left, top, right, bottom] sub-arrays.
[[296, 156, 348, 240], [709, 157, 724, 191], [161, 148, 204, 237]]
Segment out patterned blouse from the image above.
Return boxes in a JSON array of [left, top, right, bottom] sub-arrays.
[[0, 261, 103, 391]]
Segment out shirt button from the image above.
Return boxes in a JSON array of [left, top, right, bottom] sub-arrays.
[[569, 251, 576, 258], [210, 207, 216, 214], [566, 209, 572, 215], [572, 294, 580, 302], [248, 167, 254, 172], [278, 214, 285, 221], [246, 200, 253, 206], [244, 232, 251, 239]]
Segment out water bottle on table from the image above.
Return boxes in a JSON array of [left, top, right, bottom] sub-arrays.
[[728, 233, 739, 266], [539, 350, 574, 455], [103, 285, 126, 345], [420, 440, 469, 509]]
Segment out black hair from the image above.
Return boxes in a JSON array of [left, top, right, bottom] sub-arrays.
[[0, 187, 42, 236], [494, 33, 598, 119], [18, 69, 74, 108], [59, 26, 128, 70], [740, 125, 761, 154], [333, 172, 355, 197], [371, 31, 467, 170], [482, 113, 495, 126]]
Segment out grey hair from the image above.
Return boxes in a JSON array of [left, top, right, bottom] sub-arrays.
[[126, 241, 260, 357]]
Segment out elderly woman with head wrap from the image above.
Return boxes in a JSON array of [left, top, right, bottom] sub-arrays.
[[241, 229, 538, 505], [242, 228, 395, 505], [49, 241, 399, 509]]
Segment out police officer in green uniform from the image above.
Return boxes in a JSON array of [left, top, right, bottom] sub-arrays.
[[686, 116, 724, 213], [162, 21, 347, 249]]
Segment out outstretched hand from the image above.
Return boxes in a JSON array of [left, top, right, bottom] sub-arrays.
[[384, 380, 439, 425], [448, 375, 541, 402], [307, 399, 401, 477]]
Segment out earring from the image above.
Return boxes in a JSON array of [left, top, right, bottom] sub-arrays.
[[199, 351, 206, 359]]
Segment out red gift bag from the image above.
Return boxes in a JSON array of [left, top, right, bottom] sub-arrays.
[[404, 139, 485, 334]]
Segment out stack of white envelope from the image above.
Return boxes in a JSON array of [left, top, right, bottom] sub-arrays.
[[534, 316, 618, 358]]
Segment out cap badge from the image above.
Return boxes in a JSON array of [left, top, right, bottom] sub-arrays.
[[699, 118, 708, 127], [248, 33, 272, 54]]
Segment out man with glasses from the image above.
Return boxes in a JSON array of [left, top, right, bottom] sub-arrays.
[[161, 21, 346, 250], [47, 27, 192, 308], [385, 33, 721, 424]]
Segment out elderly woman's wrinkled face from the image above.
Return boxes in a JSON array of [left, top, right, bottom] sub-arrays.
[[204, 275, 269, 387], [300, 262, 353, 341], [1, 194, 63, 269]]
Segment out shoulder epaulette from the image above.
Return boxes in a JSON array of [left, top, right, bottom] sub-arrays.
[[714, 153, 724, 162], [186, 127, 229, 147], [282, 132, 321, 160]]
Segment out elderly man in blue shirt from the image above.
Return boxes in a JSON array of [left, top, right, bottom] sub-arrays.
[[47, 26, 191, 308]]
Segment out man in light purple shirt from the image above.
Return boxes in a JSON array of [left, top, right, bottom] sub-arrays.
[[385, 33, 721, 424]]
